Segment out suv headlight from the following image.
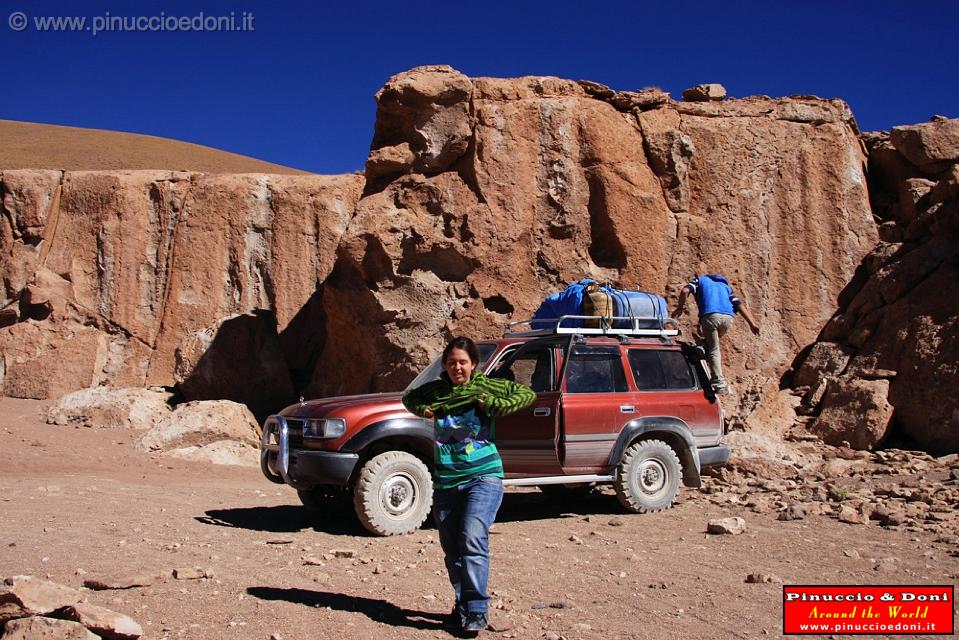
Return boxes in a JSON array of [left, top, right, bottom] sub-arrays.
[[302, 418, 347, 439]]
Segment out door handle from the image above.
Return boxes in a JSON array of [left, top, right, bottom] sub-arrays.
[[620, 405, 635, 413], [533, 407, 551, 417]]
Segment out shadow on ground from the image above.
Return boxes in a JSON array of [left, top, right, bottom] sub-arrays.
[[246, 587, 449, 633], [197, 489, 638, 536], [196, 504, 365, 536]]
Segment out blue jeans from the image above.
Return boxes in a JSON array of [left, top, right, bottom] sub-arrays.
[[433, 475, 504, 615]]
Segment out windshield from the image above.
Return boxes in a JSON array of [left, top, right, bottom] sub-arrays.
[[404, 342, 499, 391]]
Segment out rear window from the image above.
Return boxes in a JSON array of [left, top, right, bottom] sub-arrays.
[[627, 349, 696, 390], [565, 345, 628, 393]]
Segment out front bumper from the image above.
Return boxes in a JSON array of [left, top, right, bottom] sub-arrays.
[[697, 443, 731, 468], [261, 415, 359, 489]]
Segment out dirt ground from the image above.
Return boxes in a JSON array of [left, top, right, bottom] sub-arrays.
[[1, 397, 956, 640]]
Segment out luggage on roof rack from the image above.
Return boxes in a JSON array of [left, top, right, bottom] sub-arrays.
[[530, 280, 671, 333], [506, 314, 680, 338]]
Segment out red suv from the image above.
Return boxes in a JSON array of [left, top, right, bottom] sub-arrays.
[[261, 320, 729, 535]]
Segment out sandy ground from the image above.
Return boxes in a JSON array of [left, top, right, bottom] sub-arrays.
[[0, 120, 311, 174], [1, 397, 956, 640]]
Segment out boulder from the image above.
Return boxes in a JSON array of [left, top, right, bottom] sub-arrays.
[[0, 576, 86, 623], [707, 517, 746, 535], [809, 378, 894, 450], [794, 342, 852, 388], [46, 387, 173, 429], [894, 178, 936, 223], [608, 88, 671, 111], [890, 118, 959, 166], [366, 65, 473, 180], [59, 603, 143, 640], [682, 83, 727, 102], [0, 616, 98, 640], [163, 439, 259, 467], [136, 400, 260, 456]]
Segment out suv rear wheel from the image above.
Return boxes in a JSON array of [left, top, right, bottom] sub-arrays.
[[352, 451, 433, 536], [614, 439, 681, 513]]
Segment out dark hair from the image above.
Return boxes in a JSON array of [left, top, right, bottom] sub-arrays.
[[442, 336, 480, 367]]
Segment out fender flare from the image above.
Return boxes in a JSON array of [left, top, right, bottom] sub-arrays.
[[609, 417, 701, 488], [341, 418, 434, 462]]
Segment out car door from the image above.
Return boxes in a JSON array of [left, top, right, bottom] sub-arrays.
[[491, 339, 565, 475], [560, 343, 630, 470]]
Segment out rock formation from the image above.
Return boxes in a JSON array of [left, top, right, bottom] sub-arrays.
[[796, 117, 959, 453], [15, 65, 959, 453], [317, 66, 875, 430], [0, 575, 142, 639], [0, 171, 362, 414]]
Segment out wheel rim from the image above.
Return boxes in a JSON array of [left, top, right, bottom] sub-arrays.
[[637, 458, 668, 496], [380, 472, 417, 517]]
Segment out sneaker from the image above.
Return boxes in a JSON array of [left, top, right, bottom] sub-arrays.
[[445, 603, 466, 630], [463, 612, 488, 632]]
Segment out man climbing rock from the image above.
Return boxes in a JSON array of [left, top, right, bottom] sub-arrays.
[[671, 274, 760, 393]]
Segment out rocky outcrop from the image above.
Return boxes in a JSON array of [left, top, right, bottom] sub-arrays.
[[1, 617, 99, 640], [136, 400, 261, 466], [316, 67, 874, 430], [1, 66, 878, 437], [45, 387, 173, 429], [0, 576, 86, 623], [0, 170, 363, 410], [795, 117, 959, 453], [809, 377, 894, 449], [0, 576, 141, 639]]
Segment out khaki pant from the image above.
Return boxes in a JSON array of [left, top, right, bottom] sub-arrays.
[[701, 313, 733, 387]]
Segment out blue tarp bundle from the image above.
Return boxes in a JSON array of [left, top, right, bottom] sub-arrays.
[[531, 280, 668, 330]]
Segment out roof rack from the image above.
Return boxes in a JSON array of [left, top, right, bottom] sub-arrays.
[[505, 315, 681, 338]]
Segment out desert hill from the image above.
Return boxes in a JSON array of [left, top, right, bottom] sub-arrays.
[[0, 119, 310, 174]]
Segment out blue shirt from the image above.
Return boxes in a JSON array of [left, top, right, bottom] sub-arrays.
[[686, 275, 741, 317]]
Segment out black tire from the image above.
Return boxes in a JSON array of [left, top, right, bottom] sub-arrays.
[[614, 439, 682, 513], [352, 451, 433, 536]]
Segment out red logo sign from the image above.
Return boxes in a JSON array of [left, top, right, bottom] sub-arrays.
[[783, 585, 954, 635]]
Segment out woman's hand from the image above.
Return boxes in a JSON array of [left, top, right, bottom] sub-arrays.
[[477, 393, 489, 409], [424, 407, 434, 419]]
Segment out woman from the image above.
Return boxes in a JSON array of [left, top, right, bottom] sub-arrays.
[[402, 337, 535, 633]]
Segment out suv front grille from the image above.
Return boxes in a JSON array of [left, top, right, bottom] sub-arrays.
[[285, 419, 304, 447]]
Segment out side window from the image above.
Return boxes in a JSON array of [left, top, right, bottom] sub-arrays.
[[491, 345, 555, 392], [627, 350, 666, 389], [660, 351, 696, 389], [628, 349, 696, 390], [565, 346, 628, 393]]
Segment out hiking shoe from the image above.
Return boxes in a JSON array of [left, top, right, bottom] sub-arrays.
[[445, 603, 466, 630], [463, 612, 488, 632]]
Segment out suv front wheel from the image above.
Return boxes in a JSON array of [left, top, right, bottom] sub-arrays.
[[353, 451, 433, 536], [614, 439, 682, 513]]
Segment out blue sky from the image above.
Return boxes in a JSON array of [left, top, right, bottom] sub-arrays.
[[2, 1, 957, 174]]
